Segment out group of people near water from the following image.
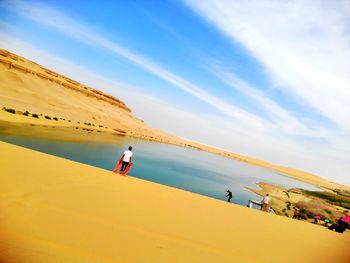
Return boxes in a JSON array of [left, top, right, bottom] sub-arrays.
[[312, 212, 350, 234], [293, 207, 349, 233], [293, 209, 349, 234], [226, 190, 271, 212], [227, 189, 349, 233], [328, 213, 350, 233], [114, 147, 349, 234]]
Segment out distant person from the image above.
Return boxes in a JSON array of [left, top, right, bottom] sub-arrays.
[[328, 212, 350, 233], [226, 190, 233, 202], [261, 194, 270, 212], [314, 215, 321, 224], [323, 218, 331, 227], [268, 207, 276, 214]]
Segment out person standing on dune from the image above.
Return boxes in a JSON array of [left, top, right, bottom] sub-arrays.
[[120, 146, 133, 172], [226, 190, 233, 202], [114, 146, 133, 174], [261, 194, 270, 212]]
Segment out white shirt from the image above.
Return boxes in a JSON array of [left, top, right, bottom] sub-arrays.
[[262, 196, 270, 204], [123, 150, 133, 162]]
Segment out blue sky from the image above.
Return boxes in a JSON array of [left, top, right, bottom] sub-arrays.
[[1, 0, 349, 185]]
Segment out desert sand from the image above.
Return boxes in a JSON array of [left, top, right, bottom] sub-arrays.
[[1, 141, 349, 263], [0, 48, 348, 192]]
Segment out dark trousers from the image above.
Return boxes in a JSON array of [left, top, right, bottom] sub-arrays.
[[121, 161, 129, 172]]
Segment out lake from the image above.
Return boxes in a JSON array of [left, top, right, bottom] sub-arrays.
[[0, 132, 319, 207]]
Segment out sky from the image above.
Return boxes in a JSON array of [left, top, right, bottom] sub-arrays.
[[0, 0, 349, 185]]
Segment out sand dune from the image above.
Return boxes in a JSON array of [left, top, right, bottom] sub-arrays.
[[0, 141, 349, 263], [0, 48, 348, 191], [0, 48, 182, 145]]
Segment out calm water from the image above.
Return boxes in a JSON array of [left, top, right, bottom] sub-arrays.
[[0, 134, 319, 206]]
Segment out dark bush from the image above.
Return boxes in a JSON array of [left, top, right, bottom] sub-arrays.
[[299, 213, 307, 220], [5, 108, 16, 114], [32, 114, 39, 118], [23, 110, 30, 116], [324, 209, 332, 215], [53, 117, 58, 121], [299, 208, 306, 214], [306, 211, 314, 219], [284, 191, 290, 198], [287, 203, 291, 210], [45, 116, 51, 120]]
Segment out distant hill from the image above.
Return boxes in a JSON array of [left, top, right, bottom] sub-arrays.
[[0, 48, 182, 144]]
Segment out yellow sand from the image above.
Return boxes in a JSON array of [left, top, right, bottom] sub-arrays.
[[1, 141, 349, 263]]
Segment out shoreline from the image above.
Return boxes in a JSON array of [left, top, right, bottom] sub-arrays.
[[1, 109, 348, 193]]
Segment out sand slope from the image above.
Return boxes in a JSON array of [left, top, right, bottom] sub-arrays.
[[0, 48, 182, 144], [1, 141, 349, 263]]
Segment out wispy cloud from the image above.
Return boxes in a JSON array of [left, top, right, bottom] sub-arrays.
[[213, 68, 330, 137], [2, 0, 267, 129], [184, 0, 350, 132]]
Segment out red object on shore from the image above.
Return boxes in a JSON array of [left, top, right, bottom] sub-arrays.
[[113, 159, 122, 173], [120, 162, 133, 176]]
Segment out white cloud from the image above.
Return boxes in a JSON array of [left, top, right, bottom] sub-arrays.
[[184, 0, 350, 132], [212, 68, 328, 137]]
